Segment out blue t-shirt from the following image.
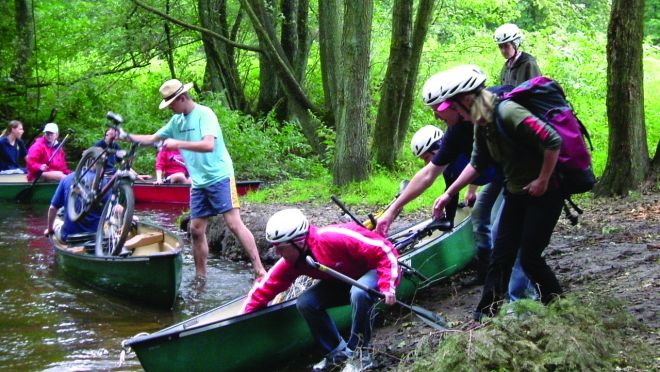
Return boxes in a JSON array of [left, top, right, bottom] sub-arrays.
[[0, 136, 27, 172], [94, 140, 122, 173], [155, 104, 234, 188], [51, 173, 106, 242], [431, 120, 501, 186]]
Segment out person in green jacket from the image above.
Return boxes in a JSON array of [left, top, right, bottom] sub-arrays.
[[494, 23, 542, 86]]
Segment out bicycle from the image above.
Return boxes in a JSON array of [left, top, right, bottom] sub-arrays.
[[66, 112, 154, 256]]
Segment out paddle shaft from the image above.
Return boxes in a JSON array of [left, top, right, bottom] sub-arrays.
[[31, 133, 70, 184], [304, 256, 447, 330]]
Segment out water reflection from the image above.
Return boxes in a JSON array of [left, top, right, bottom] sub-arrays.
[[0, 201, 253, 371]]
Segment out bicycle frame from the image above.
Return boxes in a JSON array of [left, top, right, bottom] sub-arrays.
[[94, 141, 140, 202]]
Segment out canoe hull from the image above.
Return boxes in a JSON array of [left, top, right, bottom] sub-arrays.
[[132, 180, 262, 204], [0, 174, 58, 203], [125, 210, 475, 370], [54, 222, 183, 309]]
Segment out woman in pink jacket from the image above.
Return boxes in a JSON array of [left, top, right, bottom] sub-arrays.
[[26, 123, 70, 182], [242, 208, 400, 371], [154, 147, 190, 184]]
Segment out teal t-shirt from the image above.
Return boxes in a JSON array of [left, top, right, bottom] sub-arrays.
[[156, 104, 234, 188]]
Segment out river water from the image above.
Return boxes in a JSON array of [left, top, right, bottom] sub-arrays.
[[0, 201, 254, 371]]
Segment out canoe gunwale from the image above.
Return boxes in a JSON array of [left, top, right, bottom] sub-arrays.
[[124, 210, 474, 351]]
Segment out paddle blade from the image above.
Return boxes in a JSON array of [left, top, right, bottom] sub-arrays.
[[15, 187, 34, 203], [410, 305, 449, 331]]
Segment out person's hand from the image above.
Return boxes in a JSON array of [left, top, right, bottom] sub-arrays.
[[154, 178, 163, 185], [432, 192, 453, 220], [465, 189, 477, 208], [117, 128, 131, 141], [163, 138, 179, 150], [374, 210, 394, 237], [44, 228, 54, 237], [523, 177, 549, 197], [383, 292, 396, 305], [39, 164, 48, 171]]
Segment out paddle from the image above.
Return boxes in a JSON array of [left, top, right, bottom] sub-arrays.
[[16, 132, 71, 203], [305, 256, 448, 331]]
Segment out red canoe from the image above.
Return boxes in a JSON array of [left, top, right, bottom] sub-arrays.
[[132, 180, 262, 204]]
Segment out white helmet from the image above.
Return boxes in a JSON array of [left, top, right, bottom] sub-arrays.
[[421, 65, 487, 106], [494, 23, 522, 48], [411, 125, 444, 157], [265, 208, 309, 244]]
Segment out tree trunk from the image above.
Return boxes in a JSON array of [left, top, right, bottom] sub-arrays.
[[256, 0, 282, 114], [241, 0, 324, 154], [163, 0, 177, 79], [11, 0, 34, 83], [318, 0, 343, 126], [595, 0, 648, 196], [333, 1, 372, 186], [396, 0, 435, 153], [372, 0, 413, 168], [198, 0, 247, 111]]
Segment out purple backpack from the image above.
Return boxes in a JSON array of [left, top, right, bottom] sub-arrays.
[[495, 76, 596, 196]]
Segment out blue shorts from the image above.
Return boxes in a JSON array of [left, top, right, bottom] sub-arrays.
[[190, 177, 240, 219]]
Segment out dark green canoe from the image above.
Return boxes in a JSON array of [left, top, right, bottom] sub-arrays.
[[0, 174, 58, 202], [54, 220, 183, 309], [122, 208, 475, 371]]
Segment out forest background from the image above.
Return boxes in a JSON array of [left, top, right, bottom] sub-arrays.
[[1, 0, 658, 210]]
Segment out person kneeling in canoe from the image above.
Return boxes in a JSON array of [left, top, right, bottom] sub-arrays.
[[242, 208, 400, 371], [44, 173, 108, 243]]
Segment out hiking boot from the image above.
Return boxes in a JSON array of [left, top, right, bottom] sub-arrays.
[[312, 349, 353, 371], [341, 350, 376, 372]]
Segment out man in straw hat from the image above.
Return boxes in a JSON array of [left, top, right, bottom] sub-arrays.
[[122, 79, 267, 281]]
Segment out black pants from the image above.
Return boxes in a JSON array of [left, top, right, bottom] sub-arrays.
[[474, 188, 564, 319]]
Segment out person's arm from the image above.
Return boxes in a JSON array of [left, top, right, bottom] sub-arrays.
[[433, 163, 480, 219], [44, 205, 57, 236], [523, 148, 559, 197], [121, 133, 161, 145], [163, 135, 214, 153], [241, 259, 295, 314], [375, 162, 445, 236]]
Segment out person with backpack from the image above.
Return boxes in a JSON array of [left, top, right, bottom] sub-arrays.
[[430, 65, 564, 321], [494, 23, 542, 86]]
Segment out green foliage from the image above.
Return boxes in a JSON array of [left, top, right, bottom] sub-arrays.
[[407, 293, 653, 371], [206, 99, 324, 180]]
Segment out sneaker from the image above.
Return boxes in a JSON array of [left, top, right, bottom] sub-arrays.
[[312, 349, 352, 371], [341, 350, 376, 372]]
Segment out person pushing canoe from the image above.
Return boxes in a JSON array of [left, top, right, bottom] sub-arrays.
[[242, 208, 400, 371]]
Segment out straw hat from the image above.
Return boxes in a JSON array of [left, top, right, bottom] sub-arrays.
[[159, 79, 193, 109], [43, 123, 59, 134]]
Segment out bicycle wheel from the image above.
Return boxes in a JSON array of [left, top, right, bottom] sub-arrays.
[[95, 182, 135, 256], [67, 147, 104, 222]]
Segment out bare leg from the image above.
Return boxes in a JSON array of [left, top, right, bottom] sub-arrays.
[[222, 208, 267, 278], [190, 217, 209, 280], [168, 172, 190, 184]]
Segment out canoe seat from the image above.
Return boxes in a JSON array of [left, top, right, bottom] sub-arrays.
[[124, 231, 164, 250]]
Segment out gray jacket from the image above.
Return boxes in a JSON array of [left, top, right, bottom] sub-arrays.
[[499, 52, 541, 86]]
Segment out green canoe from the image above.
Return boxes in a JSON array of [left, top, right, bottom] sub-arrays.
[[53, 220, 183, 309], [122, 208, 475, 371], [0, 174, 58, 202]]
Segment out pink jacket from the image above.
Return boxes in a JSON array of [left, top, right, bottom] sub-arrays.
[[242, 223, 400, 314], [26, 137, 70, 181], [155, 148, 187, 178]]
